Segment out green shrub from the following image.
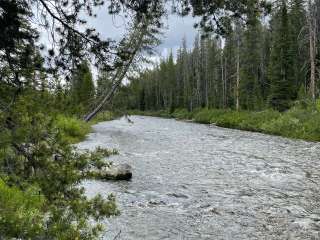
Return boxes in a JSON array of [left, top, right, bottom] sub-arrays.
[[212, 111, 248, 128], [237, 110, 280, 131], [299, 112, 320, 141], [131, 106, 320, 142], [285, 107, 314, 122], [261, 114, 304, 139], [91, 111, 114, 124], [259, 106, 320, 141], [172, 109, 193, 119], [55, 115, 92, 143], [1, 92, 120, 239], [127, 109, 143, 115], [0, 180, 45, 239], [316, 99, 320, 112], [157, 109, 171, 118], [193, 108, 218, 123]]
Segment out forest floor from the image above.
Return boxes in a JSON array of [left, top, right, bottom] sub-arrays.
[[129, 106, 320, 142]]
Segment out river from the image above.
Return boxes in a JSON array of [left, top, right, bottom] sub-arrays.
[[78, 116, 320, 240]]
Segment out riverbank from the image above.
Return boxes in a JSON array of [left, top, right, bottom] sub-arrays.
[[55, 111, 117, 144], [129, 106, 320, 142], [56, 111, 134, 180]]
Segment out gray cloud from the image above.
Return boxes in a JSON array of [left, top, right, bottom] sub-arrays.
[[158, 14, 198, 54], [37, 6, 198, 77], [89, 6, 198, 59]]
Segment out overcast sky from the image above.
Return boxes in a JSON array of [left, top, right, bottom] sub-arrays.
[[88, 7, 199, 61], [38, 6, 199, 78]]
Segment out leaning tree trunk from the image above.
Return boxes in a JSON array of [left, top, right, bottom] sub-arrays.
[[83, 19, 149, 122]]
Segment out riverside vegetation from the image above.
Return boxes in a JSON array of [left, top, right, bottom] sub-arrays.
[[0, 89, 119, 239], [2, 0, 320, 239], [117, 0, 320, 142], [130, 100, 320, 142], [55, 111, 115, 144]]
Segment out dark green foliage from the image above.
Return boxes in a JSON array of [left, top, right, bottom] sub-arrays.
[[55, 115, 92, 143], [96, 71, 113, 99], [71, 61, 95, 114], [268, 1, 294, 111], [123, 0, 316, 114], [0, 90, 119, 239], [1, 0, 320, 238], [176, 0, 271, 35], [124, 35, 227, 112], [172, 108, 194, 119], [289, 0, 308, 96], [239, 9, 264, 110], [0, 180, 45, 239], [261, 106, 320, 141], [0, 0, 41, 88], [133, 104, 320, 141], [193, 108, 221, 123], [90, 111, 116, 124]]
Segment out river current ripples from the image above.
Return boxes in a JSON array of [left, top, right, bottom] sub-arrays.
[[78, 116, 320, 240]]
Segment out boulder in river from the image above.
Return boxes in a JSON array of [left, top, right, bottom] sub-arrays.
[[93, 164, 133, 180]]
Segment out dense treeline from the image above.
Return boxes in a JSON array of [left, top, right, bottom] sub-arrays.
[[0, 0, 162, 239], [125, 0, 320, 113], [1, 0, 314, 238]]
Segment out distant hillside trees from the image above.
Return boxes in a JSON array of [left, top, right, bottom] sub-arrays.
[[123, 0, 319, 112]]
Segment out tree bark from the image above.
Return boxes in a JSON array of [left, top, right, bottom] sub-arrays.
[[308, 0, 317, 101], [83, 19, 149, 122], [236, 31, 241, 111]]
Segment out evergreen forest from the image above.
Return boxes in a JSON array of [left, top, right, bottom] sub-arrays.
[[1, 0, 320, 239]]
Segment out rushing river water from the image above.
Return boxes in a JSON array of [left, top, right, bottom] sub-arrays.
[[78, 116, 320, 240]]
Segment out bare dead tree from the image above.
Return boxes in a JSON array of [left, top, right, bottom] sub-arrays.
[[236, 33, 241, 111], [308, 0, 317, 101]]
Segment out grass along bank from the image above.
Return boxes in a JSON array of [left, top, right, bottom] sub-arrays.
[[129, 105, 320, 142], [55, 111, 116, 144]]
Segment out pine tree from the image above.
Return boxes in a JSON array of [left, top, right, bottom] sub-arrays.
[[166, 51, 176, 112], [175, 48, 185, 108], [200, 35, 210, 107], [289, 0, 308, 97], [223, 29, 238, 108], [235, 21, 243, 111], [181, 37, 192, 110], [239, 5, 263, 110], [192, 34, 202, 108], [260, 25, 272, 100], [268, 0, 294, 111], [207, 37, 221, 108], [71, 61, 95, 113], [96, 70, 113, 98]]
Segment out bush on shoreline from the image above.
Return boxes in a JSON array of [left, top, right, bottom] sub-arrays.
[[55, 115, 92, 143], [54, 111, 117, 144], [90, 111, 115, 124], [130, 105, 320, 142], [0, 109, 120, 239], [0, 180, 45, 238]]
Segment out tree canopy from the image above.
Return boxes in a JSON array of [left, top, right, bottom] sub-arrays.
[[5, 0, 314, 239]]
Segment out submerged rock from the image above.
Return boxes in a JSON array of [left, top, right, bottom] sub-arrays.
[[167, 193, 189, 199], [91, 164, 132, 180], [148, 200, 166, 206]]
